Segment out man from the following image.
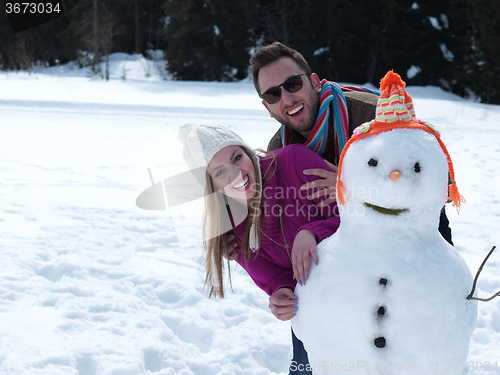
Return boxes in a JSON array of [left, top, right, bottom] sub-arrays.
[[247, 42, 454, 374]]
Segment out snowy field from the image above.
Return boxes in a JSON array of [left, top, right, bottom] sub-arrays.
[[0, 55, 499, 374]]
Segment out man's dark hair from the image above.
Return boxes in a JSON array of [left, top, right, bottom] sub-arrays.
[[250, 42, 312, 95]]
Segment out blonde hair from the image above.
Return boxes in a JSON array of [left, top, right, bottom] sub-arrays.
[[202, 147, 265, 298]]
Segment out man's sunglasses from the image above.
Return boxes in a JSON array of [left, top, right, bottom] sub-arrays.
[[260, 74, 307, 104]]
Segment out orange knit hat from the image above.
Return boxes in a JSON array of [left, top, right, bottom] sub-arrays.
[[336, 70, 464, 212]]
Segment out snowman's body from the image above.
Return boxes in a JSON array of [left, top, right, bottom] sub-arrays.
[[292, 129, 477, 374]]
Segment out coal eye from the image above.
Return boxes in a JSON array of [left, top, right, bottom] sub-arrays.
[[368, 158, 378, 167], [414, 162, 421, 173]]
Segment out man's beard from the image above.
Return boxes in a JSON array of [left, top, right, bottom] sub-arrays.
[[275, 89, 320, 139]]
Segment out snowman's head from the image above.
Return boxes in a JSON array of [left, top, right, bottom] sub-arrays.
[[339, 127, 448, 221], [336, 70, 463, 230]]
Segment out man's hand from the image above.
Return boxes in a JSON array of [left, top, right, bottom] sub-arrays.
[[269, 287, 298, 321], [301, 160, 338, 208], [222, 233, 239, 261], [291, 229, 318, 286]]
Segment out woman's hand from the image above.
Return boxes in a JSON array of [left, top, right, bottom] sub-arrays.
[[269, 288, 298, 321], [222, 232, 239, 261], [292, 229, 318, 286], [302, 160, 338, 208]]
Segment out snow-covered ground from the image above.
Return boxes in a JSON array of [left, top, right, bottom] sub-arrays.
[[1, 55, 499, 374]]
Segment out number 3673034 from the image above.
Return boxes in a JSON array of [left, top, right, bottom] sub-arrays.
[[5, 3, 61, 14]]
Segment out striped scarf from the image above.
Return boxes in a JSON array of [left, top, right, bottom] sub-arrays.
[[281, 80, 379, 162]]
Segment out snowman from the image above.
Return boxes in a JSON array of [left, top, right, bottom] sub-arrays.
[[292, 71, 477, 374]]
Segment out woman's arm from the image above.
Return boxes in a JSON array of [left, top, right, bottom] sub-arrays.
[[235, 250, 296, 296], [291, 229, 318, 287], [284, 145, 342, 285]]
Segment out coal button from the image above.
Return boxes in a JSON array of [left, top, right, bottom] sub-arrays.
[[374, 337, 386, 348]]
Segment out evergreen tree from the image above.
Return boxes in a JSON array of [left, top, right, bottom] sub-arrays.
[[253, 0, 300, 47], [292, 0, 381, 84], [385, 0, 470, 90], [291, 0, 480, 101], [467, 0, 500, 103], [108, 0, 166, 55], [162, 0, 257, 81]]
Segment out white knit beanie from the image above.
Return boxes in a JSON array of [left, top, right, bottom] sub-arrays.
[[179, 124, 261, 174]]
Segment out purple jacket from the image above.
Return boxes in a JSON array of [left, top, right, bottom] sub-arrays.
[[234, 144, 340, 296]]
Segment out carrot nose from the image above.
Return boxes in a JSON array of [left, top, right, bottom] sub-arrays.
[[390, 170, 401, 181]]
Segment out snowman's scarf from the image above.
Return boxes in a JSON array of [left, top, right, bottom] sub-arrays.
[[280, 80, 379, 160]]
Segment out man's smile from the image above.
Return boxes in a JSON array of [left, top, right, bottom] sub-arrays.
[[287, 103, 304, 116]]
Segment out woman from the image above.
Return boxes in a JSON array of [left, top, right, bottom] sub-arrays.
[[179, 124, 340, 374]]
